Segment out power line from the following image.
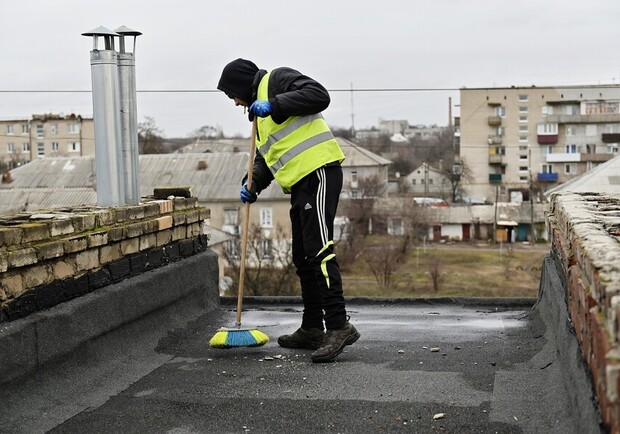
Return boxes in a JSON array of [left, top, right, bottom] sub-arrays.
[[0, 87, 459, 94]]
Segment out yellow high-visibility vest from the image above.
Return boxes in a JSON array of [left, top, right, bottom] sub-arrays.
[[256, 71, 345, 194]]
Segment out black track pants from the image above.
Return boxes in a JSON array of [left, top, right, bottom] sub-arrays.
[[290, 165, 346, 330]]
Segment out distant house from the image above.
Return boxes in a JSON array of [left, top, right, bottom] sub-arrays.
[[403, 163, 451, 199], [177, 136, 393, 199]]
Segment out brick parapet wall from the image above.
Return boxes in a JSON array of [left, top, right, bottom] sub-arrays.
[[547, 192, 620, 433], [0, 198, 211, 321]]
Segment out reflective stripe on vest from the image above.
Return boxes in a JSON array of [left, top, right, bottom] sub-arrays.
[[256, 71, 345, 193]]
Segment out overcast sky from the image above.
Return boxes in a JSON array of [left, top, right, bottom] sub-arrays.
[[2, 0, 619, 138]]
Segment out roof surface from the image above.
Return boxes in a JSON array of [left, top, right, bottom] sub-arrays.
[[545, 154, 620, 195], [0, 298, 596, 433]]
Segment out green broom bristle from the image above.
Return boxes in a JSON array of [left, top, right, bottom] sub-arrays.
[[209, 327, 269, 349]]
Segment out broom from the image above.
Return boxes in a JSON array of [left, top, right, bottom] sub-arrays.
[[210, 119, 269, 349]]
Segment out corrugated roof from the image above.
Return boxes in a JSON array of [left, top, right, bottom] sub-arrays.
[[545, 154, 620, 196], [175, 137, 392, 167], [6, 154, 286, 201], [6, 138, 389, 203], [0, 188, 97, 214]]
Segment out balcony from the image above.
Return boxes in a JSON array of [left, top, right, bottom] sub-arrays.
[[546, 153, 581, 163], [489, 173, 502, 183], [488, 154, 504, 165], [580, 153, 614, 163], [537, 134, 558, 144], [602, 133, 620, 143], [488, 116, 502, 126], [488, 135, 503, 145], [537, 172, 559, 182]]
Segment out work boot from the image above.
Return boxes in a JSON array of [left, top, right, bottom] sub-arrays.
[[311, 321, 360, 363], [277, 327, 325, 350]]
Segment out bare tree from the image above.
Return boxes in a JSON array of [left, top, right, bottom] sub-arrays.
[[138, 116, 166, 154], [222, 224, 299, 296], [426, 250, 444, 293], [343, 174, 387, 237], [363, 237, 409, 291], [188, 125, 220, 140]]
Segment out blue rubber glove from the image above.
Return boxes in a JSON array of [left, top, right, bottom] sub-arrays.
[[240, 182, 257, 203], [249, 100, 272, 117]]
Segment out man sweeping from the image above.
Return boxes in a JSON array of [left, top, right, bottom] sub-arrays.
[[217, 58, 360, 363]]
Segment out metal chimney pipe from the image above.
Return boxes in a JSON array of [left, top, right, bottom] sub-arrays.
[[115, 26, 142, 205], [82, 26, 125, 206]]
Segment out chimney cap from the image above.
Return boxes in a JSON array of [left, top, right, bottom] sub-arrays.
[[115, 25, 142, 36], [82, 26, 119, 37]]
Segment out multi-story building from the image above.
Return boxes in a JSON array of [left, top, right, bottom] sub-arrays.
[[459, 85, 620, 202], [0, 114, 94, 169]]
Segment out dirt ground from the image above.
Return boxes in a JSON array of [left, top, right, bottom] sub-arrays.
[[342, 241, 550, 298]]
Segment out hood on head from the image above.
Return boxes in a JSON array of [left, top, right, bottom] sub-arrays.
[[217, 58, 258, 104]]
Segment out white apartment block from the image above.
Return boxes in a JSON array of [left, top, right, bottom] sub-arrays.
[[459, 85, 620, 202], [0, 114, 94, 169]]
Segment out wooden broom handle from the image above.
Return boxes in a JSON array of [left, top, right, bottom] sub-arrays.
[[236, 119, 257, 326]]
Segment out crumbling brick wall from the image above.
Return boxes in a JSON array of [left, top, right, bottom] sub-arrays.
[[547, 192, 620, 434], [0, 197, 210, 321]]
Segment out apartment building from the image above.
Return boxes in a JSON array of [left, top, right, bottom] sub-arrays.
[[0, 114, 94, 169], [459, 85, 620, 202]]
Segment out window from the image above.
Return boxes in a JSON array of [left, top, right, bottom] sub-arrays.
[[259, 239, 273, 259], [519, 135, 528, 142], [22, 143, 30, 152], [537, 123, 558, 134], [225, 240, 240, 259], [494, 146, 505, 155], [260, 207, 273, 228], [519, 106, 528, 114], [68, 142, 80, 152], [566, 126, 576, 136], [519, 154, 528, 161], [495, 106, 506, 117], [543, 145, 553, 155], [389, 218, 404, 236], [519, 116, 528, 123], [518, 94, 528, 102], [36, 124, 44, 138], [565, 144, 577, 153], [51, 142, 59, 152], [542, 105, 553, 115], [223, 208, 239, 226], [37, 143, 45, 157], [6, 124, 14, 135], [585, 101, 620, 115], [519, 176, 528, 182], [21, 124, 29, 134], [585, 124, 597, 136], [519, 125, 528, 133], [429, 179, 433, 185], [565, 163, 577, 174], [68, 123, 80, 134], [411, 179, 416, 185], [519, 146, 528, 151], [50, 124, 58, 134], [519, 166, 529, 172], [7, 143, 15, 153], [542, 164, 553, 174]]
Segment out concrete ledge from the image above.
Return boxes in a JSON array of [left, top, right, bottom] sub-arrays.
[[0, 249, 219, 384]]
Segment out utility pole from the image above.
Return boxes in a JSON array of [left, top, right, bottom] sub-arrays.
[[528, 145, 535, 243], [350, 82, 355, 137]]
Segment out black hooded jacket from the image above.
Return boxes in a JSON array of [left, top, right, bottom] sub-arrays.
[[218, 59, 332, 193]]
